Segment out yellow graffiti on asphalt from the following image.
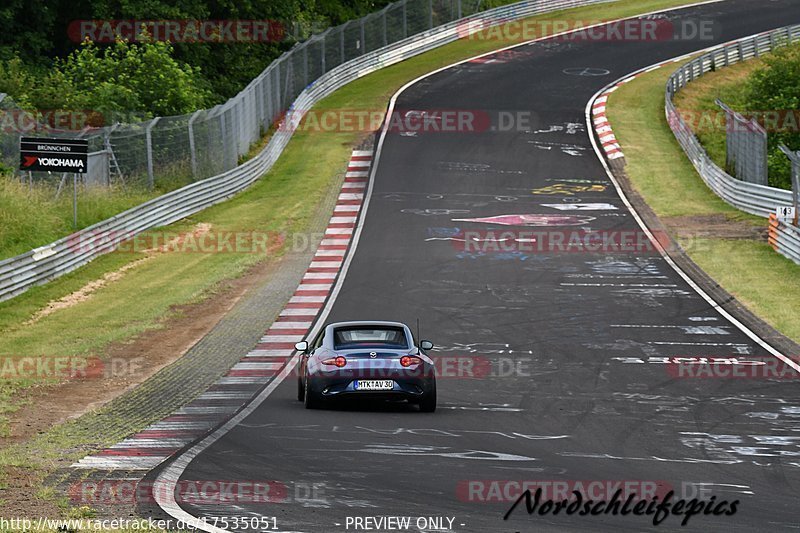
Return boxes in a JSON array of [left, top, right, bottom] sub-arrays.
[[531, 183, 608, 195]]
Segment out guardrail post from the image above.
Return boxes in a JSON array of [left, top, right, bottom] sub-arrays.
[[145, 117, 160, 190], [188, 110, 201, 180]]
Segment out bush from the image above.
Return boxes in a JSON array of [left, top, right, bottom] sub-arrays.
[[32, 38, 211, 119], [745, 43, 800, 190]]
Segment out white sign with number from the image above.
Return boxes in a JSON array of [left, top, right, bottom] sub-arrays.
[[777, 206, 796, 219]]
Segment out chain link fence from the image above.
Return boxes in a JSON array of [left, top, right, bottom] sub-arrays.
[[0, 0, 490, 190], [0, 0, 616, 302], [716, 99, 768, 186]]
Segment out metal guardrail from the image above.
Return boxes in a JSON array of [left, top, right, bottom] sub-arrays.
[[665, 23, 800, 219], [665, 23, 800, 265], [769, 214, 800, 265], [0, 0, 613, 302]]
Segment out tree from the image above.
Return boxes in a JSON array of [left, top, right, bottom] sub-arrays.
[[56, 38, 211, 118]]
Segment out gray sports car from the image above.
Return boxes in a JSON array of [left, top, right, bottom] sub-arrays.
[[295, 321, 437, 412]]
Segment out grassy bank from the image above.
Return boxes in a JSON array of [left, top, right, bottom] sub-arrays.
[[606, 61, 800, 342], [672, 58, 760, 172]]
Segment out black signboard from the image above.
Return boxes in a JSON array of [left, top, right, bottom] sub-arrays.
[[20, 137, 89, 173]]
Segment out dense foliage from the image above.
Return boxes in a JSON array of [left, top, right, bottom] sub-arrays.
[[0, 0, 392, 118], [744, 43, 800, 190]]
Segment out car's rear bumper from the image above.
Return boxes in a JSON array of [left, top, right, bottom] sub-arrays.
[[308, 370, 435, 402]]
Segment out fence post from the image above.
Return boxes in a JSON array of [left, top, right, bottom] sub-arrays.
[[402, 0, 408, 38], [457, 0, 462, 19], [321, 33, 327, 75], [219, 112, 228, 170], [780, 145, 800, 226], [341, 24, 346, 63], [360, 18, 366, 53], [188, 110, 201, 180], [303, 45, 309, 87], [383, 9, 388, 46], [145, 117, 160, 190], [429, 0, 434, 29]]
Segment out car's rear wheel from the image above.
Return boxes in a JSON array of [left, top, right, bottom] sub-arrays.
[[304, 373, 323, 409], [418, 379, 436, 412]]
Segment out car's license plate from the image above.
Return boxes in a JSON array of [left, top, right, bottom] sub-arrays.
[[354, 380, 394, 391]]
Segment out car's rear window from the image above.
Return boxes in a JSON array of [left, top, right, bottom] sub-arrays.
[[333, 326, 409, 350]]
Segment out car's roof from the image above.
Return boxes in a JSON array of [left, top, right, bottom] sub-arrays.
[[327, 320, 409, 329]]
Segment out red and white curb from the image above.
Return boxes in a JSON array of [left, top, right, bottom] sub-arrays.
[[591, 55, 694, 163], [72, 149, 373, 471]]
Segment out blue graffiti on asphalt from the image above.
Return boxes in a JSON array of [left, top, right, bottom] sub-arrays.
[[428, 227, 462, 238]]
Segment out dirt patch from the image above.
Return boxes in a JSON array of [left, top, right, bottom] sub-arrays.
[[3, 253, 277, 446], [0, 466, 62, 518], [661, 213, 767, 241], [25, 224, 214, 326]]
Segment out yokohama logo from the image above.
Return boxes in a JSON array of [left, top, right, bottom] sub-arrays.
[[23, 156, 84, 169]]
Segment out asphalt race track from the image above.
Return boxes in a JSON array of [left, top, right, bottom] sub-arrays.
[[144, 1, 800, 531]]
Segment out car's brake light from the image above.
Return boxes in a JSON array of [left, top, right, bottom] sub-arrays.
[[400, 356, 423, 367], [322, 356, 347, 368]]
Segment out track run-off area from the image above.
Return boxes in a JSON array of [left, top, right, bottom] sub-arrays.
[[141, 1, 800, 531]]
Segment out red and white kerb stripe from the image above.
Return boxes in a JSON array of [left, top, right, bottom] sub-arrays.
[[592, 54, 694, 162], [72, 149, 372, 471]]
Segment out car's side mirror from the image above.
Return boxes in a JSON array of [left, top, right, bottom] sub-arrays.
[[294, 341, 309, 353], [420, 340, 434, 351]]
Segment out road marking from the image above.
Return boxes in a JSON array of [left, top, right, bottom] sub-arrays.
[[269, 321, 313, 329], [280, 306, 322, 315], [308, 261, 342, 269], [259, 334, 305, 342]]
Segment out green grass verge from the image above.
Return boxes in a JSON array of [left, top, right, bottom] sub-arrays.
[[0, 176, 156, 260], [607, 59, 800, 343]]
